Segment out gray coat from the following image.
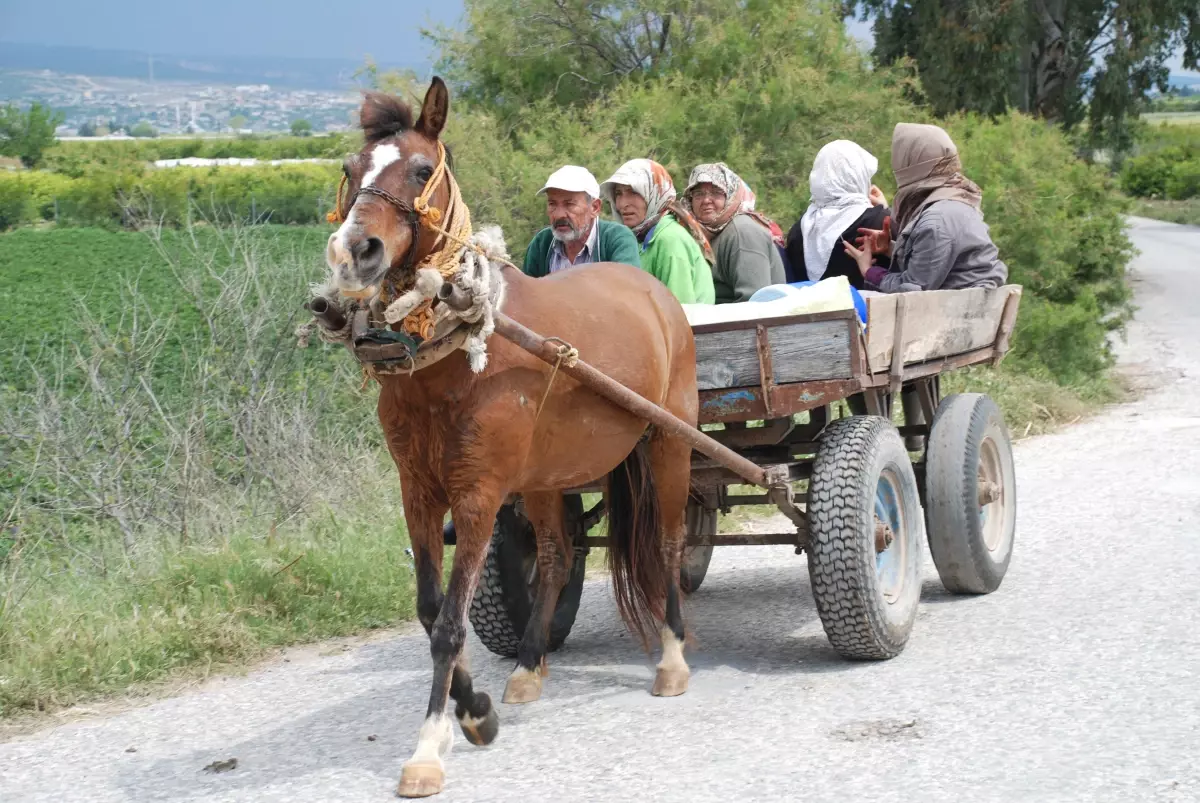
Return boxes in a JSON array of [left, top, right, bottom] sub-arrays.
[[870, 200, 1008, 293]]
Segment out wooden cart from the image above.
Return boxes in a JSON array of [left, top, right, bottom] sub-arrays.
[[464, 284, 1023, 662]]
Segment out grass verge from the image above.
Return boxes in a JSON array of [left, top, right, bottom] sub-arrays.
[[0, 513, 416, 719], [1130, 198, 1200, 227]]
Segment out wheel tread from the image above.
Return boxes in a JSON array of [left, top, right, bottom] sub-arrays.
[[807, 416, 921, 660]]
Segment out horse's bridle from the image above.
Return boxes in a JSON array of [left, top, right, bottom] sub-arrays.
[[348, 185, 424, 278]]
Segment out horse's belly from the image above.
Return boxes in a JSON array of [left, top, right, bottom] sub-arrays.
[[515, 399, 647, 491]]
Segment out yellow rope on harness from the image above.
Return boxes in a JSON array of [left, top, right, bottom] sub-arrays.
[[400, 141, 473, 340]]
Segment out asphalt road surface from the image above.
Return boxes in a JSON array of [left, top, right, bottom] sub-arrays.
[[2, 217, 1198, 803]]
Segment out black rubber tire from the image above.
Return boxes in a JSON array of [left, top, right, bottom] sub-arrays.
[[679, 499, 716, 593], [468, 497, 586, 658], [807, 416, 925, 660], [925, 393, 1016, 594]]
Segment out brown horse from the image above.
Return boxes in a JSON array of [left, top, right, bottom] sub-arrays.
[[322, 78, 698, 797]]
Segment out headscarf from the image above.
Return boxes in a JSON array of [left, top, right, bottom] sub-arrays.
[[799, 140, 878, 282], [891, 123, 983, 234], [600, 158, 715, 264], [682, 162, 786, 248]]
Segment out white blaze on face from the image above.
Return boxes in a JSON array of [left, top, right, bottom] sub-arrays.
[[327, 142, 404, 280]]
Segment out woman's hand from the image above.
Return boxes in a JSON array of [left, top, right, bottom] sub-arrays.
[[842, 237, 874, 278], [868, 184, 888, 207], [855, 215, 893, 257]]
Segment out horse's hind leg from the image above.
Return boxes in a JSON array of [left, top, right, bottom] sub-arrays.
[[647, 430, 692, 697], [398, 481, 502, 798], [503, 490, 571, 704]]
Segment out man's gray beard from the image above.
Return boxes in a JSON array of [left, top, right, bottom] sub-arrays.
[[551, 221, 584, 243]]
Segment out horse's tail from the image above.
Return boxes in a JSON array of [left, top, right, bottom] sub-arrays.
[[606, 439, 666, 651]]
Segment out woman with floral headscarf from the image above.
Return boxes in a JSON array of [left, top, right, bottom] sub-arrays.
[[600, 158, 715, 304], [842, 123, 1008, 293], [682, 163, 790, 303]]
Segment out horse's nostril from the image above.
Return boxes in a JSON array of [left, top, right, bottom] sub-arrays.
[[352, 236, 385, 273], [362, 237, 383, 262]]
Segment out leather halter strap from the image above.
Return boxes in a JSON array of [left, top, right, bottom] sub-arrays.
[[350, 185, 423, 276]]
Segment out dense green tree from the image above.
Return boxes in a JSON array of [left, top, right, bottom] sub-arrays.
[[848, 0, 1199, 156], [290, 118, 314, 137], [0, 102, 64, 168], [129, 121, 158, 138]]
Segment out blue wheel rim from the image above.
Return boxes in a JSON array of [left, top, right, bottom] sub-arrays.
[[875, 469, 908, 603]]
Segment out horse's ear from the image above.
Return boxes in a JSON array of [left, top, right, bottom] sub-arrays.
[[415, 76, 449, 140]]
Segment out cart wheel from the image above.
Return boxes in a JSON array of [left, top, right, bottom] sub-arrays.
[[808, 416, 925, 660], [925, 393, 1016, 594], [468, 497, 587, 658], [680, 499, 716, 593]]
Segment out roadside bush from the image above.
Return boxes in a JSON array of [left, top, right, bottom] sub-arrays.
[[1120, 147, 1199, 198], [0, 175, 29, 230], [42, 134, 358, 176], [0, 163, 340, 228], [1165, 158, 1200, 200], [944, 112, 1133, 381]]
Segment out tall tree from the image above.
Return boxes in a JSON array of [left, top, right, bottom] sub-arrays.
[[423, 0, 740, 123], [0, 102, 64, 168], [849, 0, 1199, 155]]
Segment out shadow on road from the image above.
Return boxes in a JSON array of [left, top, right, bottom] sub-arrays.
[[121, 553, 973, 799]]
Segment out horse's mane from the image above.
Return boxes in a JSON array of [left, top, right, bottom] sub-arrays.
[[359, 91, 414, 144]]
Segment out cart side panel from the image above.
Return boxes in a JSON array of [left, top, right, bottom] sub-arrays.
[[695, 317, 854, 391], [865, 285, 1021, 374]]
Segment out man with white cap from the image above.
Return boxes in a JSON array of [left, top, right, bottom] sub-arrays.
[[521, 165, 641, 277]]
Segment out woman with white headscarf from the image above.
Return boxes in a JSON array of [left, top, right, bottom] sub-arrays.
[[600, 158, 715, 304], [842, 123, 1008, 293], [785, 140, 891, 289]]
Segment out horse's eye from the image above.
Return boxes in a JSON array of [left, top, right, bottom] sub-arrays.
[[416, 166, 434, 183]]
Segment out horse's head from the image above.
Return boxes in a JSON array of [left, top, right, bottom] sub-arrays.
[[326, 78, 451, 298]]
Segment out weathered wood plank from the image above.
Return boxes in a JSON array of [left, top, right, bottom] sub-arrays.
[[695, 319, 852, 391], [768, 320, 852, 384], [865, 285, 1021, 374]]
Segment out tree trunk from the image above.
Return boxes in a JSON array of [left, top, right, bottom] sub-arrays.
[[1030, 0, 1068, 121]]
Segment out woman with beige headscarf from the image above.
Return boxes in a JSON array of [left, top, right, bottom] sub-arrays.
[[843, 123, 1008, 293]]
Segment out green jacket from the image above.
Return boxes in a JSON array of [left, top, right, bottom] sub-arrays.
[[640, 214, 715, 304], [521, 219, 641, 277]]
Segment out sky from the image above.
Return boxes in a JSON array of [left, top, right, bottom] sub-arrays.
[[0, 0, 464, 64], [0, 0, 1194, 76]]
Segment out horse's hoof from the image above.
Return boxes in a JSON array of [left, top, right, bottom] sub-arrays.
[[652, 668, 689, 697], [397, 760, 444, 798], [502, 667, 543, 704], [459, 705, 500, 746]]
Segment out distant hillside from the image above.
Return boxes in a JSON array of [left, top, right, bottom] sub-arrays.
[[0, 41, 420, 90]]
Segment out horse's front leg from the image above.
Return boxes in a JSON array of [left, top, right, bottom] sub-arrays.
[[407, 499, 499, 750], [503, 491, 571, 704], [398, 485, 503, 799]]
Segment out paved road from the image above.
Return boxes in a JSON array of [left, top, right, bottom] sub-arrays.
[[3, 217, 1198, 803]]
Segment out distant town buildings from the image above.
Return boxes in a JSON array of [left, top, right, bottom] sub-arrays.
[[9, 69, 361, 136]]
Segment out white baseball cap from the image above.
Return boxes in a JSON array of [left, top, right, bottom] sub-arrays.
[[536, 165, 601, 200]]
